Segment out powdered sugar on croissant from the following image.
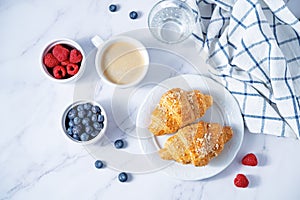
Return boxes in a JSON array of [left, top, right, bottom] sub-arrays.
[[159, 121, 233, 167], [148, 88, 213, 136]]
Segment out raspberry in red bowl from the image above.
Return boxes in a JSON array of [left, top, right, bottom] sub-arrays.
[[40, 38, 86, 83]]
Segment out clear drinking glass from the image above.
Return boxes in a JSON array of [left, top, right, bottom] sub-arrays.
[[148, 0, 196, 44]]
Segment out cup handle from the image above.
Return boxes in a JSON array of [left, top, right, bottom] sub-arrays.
[[91, 35, 104, 48]]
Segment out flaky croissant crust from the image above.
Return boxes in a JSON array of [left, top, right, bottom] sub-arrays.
[[159, 121, 233, 167], [148, 88, 213, 136]]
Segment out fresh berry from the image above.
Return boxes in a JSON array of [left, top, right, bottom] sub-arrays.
[[78, 110, 86, 118], [73, 133, 80, 141], [92, 106, 101, 114], [109, 4, 118, 12], [118, 172, 128, 182], [73, 117, 81, 125], [82, 117, 90, 126], [234, 174, 249, 188], [85, 125, 93, 134], [242, 153, 258, 166], [61, 60, 70, 66], [66, 63, 79, 76], [129, 11, 138, 19], [114, 139, 124, 149], [67, 127, 73, 135], [91, 131, 99, 137], [86, 110, 93, 118], [68, 109, 77, 119], [77, 105, 84, 111], [91, 114, 98, 122], [52, 44, 70, 62], [53, 65, 66, 79], [84, 103, 92, 110], [95, 160, 104, 169], [93, 122, 103, 131], [97, 115, 104, 123], [80, 133, 89, 141], [69, 49, 83, 63], [68, 119, 75, 127], [43, 53, 59, 68], [72, 125, 82, 135]]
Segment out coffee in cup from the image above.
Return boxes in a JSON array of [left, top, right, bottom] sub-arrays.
[[92, 35, 149, 88]]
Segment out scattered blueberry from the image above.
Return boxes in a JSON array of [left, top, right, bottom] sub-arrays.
[[95, 160, 104, 169], [118, 172, 128, 182], [77, 104, 84, 112], [114, 139, 124, 149], [93, 122, 103, 131], [92, 106, 101, 114], [78, 110, 86, 118], [80, 133, 89, 141], [91, 114, 98, 122], [73, 117, 81, 125], [72, 125, 82, 135], [109, 4, 118, 12], [129, 11, 138, 19], [68, 119, 75, 127], [97, 115, 104, 123], [83, 103, 92, 110], [82, 118, 90, 126], [68, 109, 77, 119], [85, 125, 93, 134], [73, 133, 80, 141]]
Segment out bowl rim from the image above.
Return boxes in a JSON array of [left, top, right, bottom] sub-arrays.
[[94, 35, 150, 88], [40, 38, 86, 83], [61, 100, 108, 144]]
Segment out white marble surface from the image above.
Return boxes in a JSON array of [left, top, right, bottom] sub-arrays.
[[1, 0, 300, 199]]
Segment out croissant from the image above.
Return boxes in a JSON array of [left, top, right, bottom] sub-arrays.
[[148, 88, 213, 136], [159, 121, 233, 167]]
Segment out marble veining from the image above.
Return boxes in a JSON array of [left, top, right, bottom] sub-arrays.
[[3, 152, 89, 200], [1, 0, 300, 200]]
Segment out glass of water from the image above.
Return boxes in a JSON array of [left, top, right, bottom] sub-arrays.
[[148, 0, 197, 44]]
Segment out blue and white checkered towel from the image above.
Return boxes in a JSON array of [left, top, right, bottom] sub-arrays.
[[190, 0, 300, 138]]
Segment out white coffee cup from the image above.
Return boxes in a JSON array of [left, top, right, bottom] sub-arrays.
[[92, 35, 149, 88]]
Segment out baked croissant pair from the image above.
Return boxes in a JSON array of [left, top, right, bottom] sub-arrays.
[[148, 88, 233, 167]]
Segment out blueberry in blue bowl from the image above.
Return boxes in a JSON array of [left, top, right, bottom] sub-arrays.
[[62, 100, 107, 144]]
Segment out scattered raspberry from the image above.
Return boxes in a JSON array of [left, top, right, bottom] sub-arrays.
[[69, 49, 83, 63], [43, 53, 59, 68], [53, 65, 67, 79], [66, 63, 79, 76], [242, 153, 258, 166], [234, 174, 249, 188], [52, 44, 70, 62]]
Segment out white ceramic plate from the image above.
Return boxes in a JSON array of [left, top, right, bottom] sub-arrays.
[[136, 74, 244, 180]]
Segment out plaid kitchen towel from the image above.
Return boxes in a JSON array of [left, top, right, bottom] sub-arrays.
[[190, 0, 300, 138]]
